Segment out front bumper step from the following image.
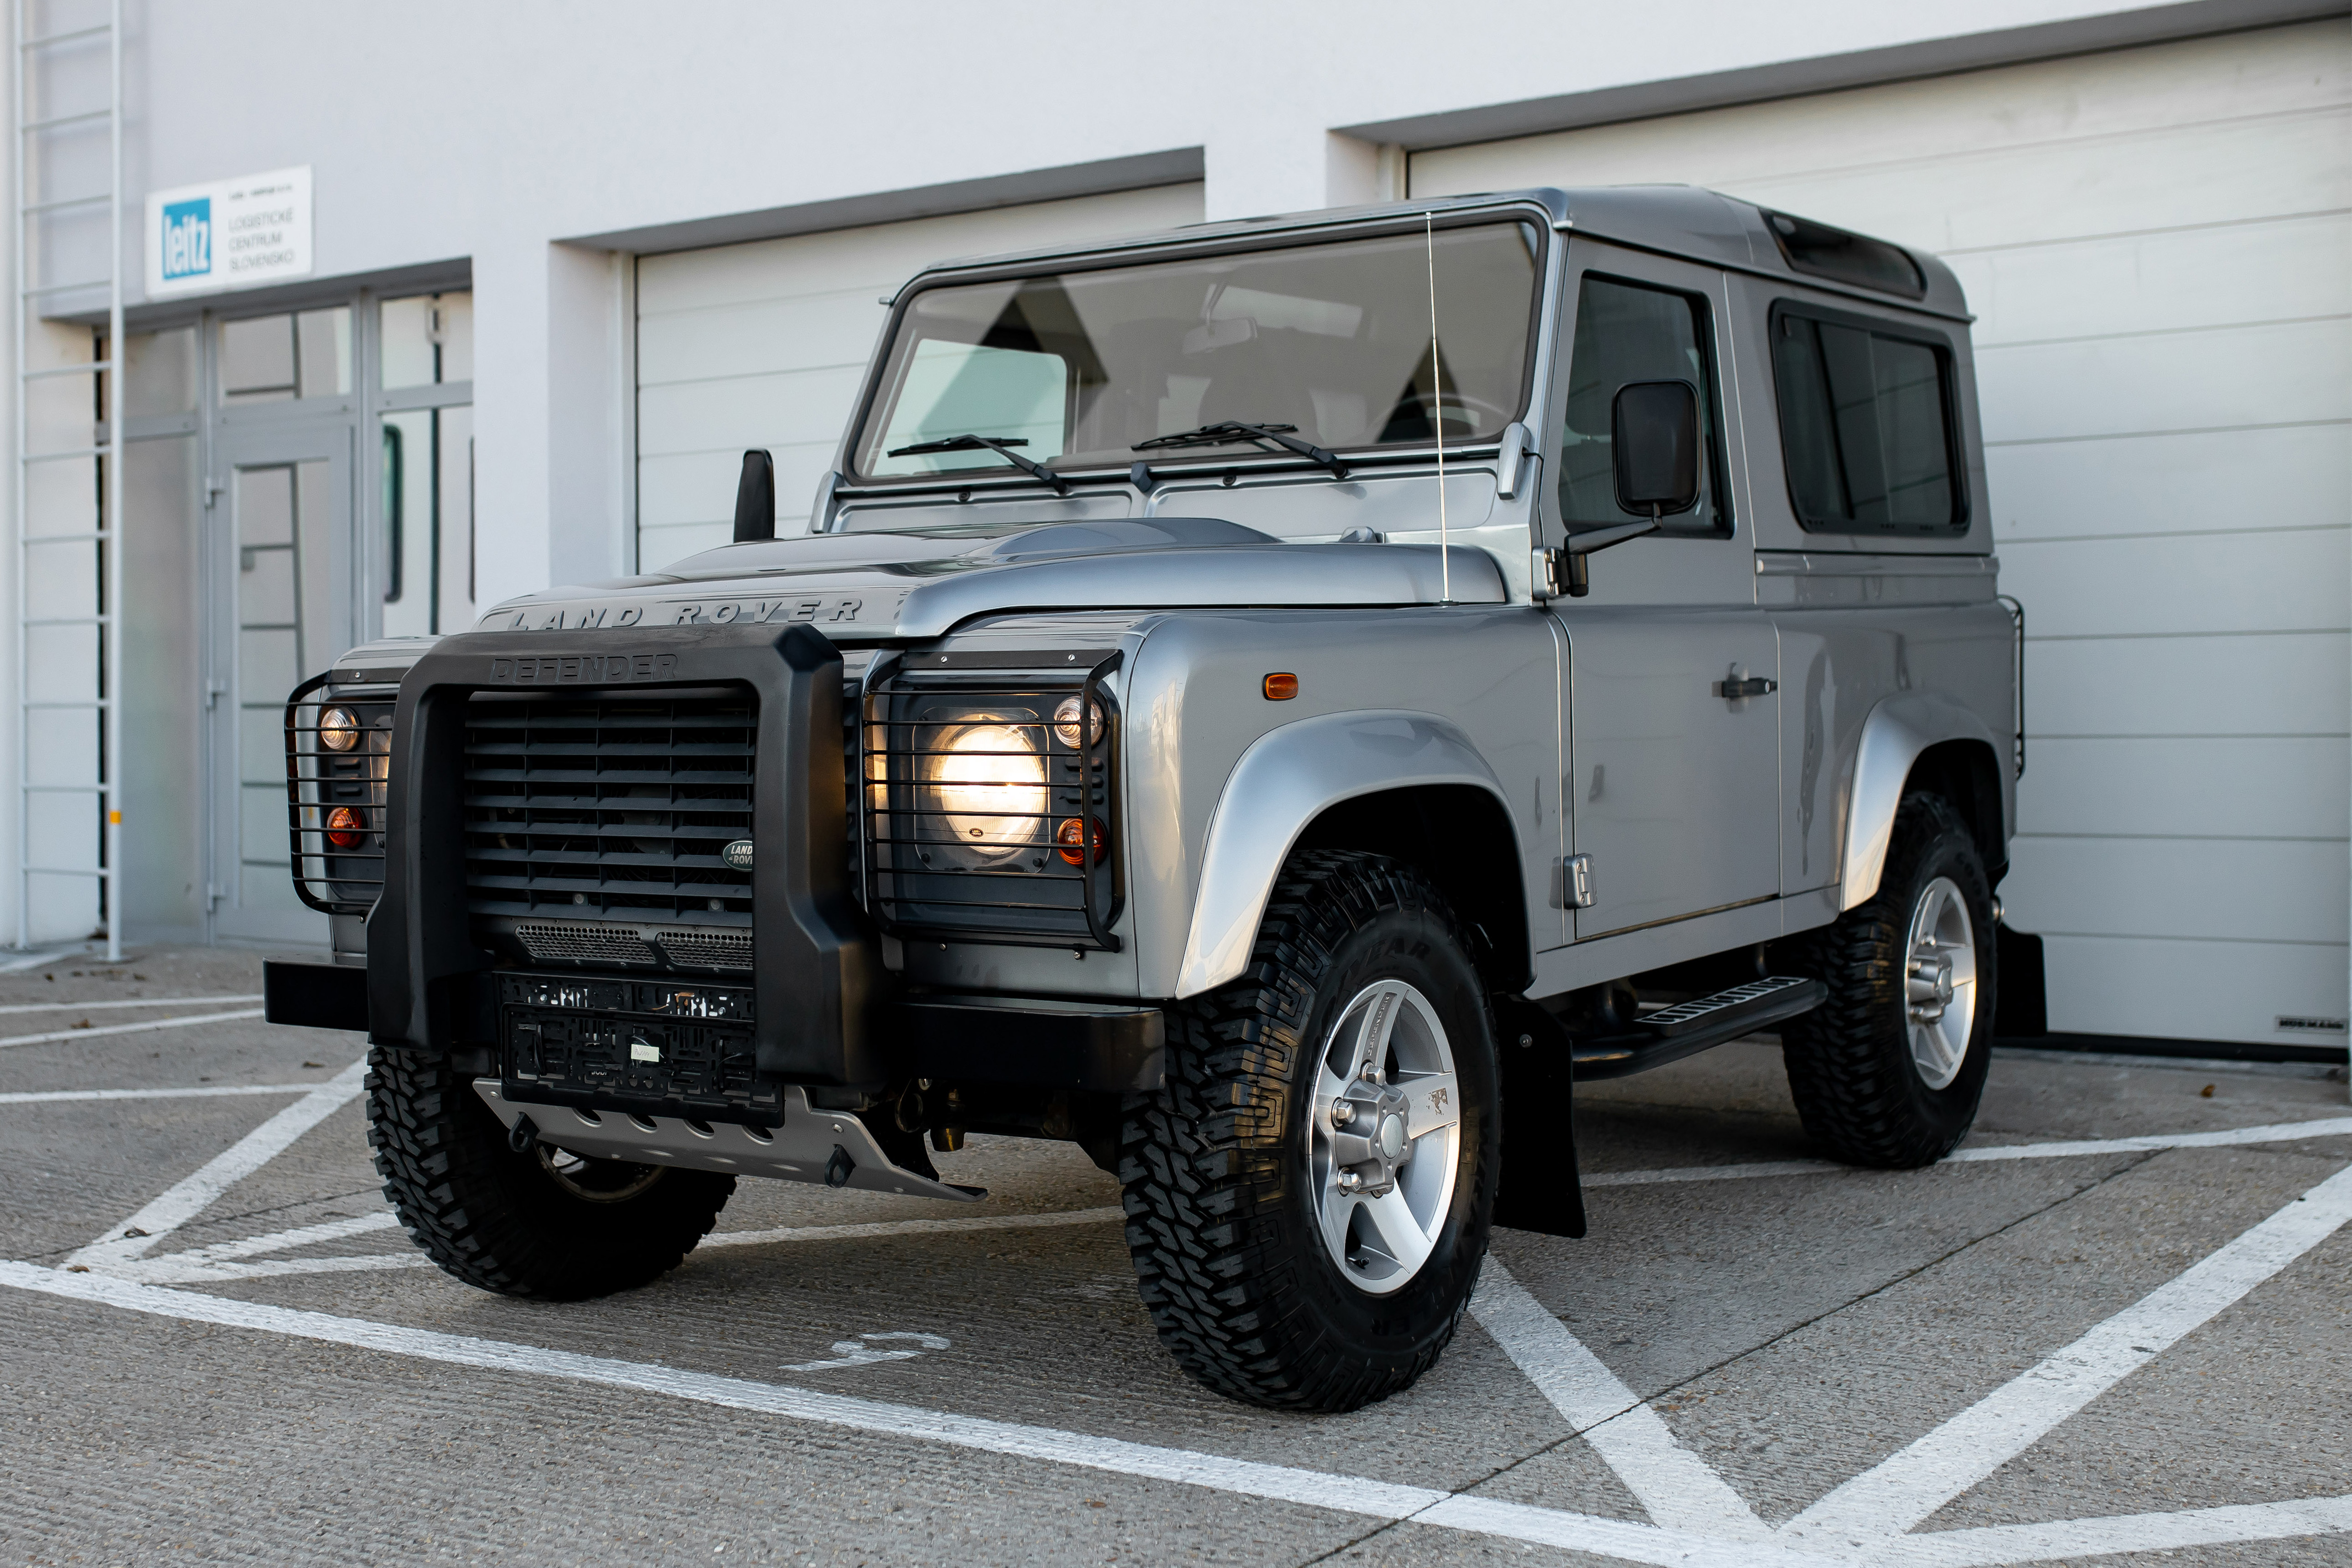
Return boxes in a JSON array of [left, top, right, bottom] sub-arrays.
[[1572, 975, 1827, 1081], [472, 1081, 983, 1203]]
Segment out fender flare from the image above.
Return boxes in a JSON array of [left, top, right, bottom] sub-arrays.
[[1174, 710, 1520, 999], [1839, 690, 2004, 911]]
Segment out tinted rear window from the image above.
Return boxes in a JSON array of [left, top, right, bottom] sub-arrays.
[[1771, 306, 1962, 534]]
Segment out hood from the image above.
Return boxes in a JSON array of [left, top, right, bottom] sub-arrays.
[[477, 517, 1507, 639]]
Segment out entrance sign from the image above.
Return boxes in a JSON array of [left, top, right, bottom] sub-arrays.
[[144, 166, 311, 297]]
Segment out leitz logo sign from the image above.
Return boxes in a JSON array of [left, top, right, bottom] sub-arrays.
[[145, 166, 311, 298], [160, 197, 210, 281]]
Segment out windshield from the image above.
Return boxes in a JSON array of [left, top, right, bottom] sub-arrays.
[[852, 219, 1543, 482]]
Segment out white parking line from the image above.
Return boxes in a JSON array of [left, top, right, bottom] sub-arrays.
[[66, 1057, 369, 1271], [1871, 1494, 2352, 1568], [0, 1082, 318, 1104], [0, 994, 263, 1016], [0, 1258, 2342, 1568], [1782, 1161, 2352, 1544], [1471, 1261, 1769, 1540], [0, 1008, 266, 1050], [1580, 1115, 2352, 1190]]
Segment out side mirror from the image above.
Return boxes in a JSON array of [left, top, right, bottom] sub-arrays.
[[732, 448, 776, 543], [1547, 380, 1699, 599], [1611, 379, 1699, 517]]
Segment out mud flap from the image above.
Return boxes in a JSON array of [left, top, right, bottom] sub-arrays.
[[1489, 995, 1587, 1239]]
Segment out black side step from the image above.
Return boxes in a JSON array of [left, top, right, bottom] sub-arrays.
[[1571, 975, 1826, 1081]]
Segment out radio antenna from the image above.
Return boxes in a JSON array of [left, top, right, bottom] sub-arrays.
[[1425, 212, 1450, 604]]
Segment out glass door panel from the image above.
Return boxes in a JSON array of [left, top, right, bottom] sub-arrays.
[[380, 403, 475, 637], [211, 428, 351, 944]]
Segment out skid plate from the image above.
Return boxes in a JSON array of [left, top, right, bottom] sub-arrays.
[[472, 1081, 982, 1203]]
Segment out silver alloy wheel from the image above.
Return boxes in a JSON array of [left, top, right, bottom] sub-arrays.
[[537, 1144, 666, 1204], [1306, 979, 1462, 1295], [1904, 875, 1978, 1091]]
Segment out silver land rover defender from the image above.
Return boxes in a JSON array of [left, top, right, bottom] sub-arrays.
[[266, 186, 2020, 1412]]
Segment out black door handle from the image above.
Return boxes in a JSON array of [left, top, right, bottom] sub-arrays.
[[1715, 675, 1776, 700]]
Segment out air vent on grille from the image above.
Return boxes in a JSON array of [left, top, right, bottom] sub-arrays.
[[515, 921, 658, 967], [464, 690, 755, 937]]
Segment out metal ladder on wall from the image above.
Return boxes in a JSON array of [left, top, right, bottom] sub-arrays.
[[10, 0, 122, 958]]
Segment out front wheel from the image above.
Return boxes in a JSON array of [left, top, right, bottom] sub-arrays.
[[367, 1045, 735, 1299], [1779, 792, 1999, 1168], [1119, 850, 1500, 1411]]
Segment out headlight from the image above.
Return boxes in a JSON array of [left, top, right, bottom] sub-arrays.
[[920, 717, 1046, 862], [319, 706, 360, 752]]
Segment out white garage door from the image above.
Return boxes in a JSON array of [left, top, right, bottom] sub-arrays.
[[1414, 21, 2352, 1047], [635, 184, 1205, 568]]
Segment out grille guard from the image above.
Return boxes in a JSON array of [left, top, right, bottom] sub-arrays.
[[366, 624, 886, 1091]]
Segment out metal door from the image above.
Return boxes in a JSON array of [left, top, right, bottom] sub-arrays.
[[207, 424, 354, 944], [1546, 244, 1782, 940]]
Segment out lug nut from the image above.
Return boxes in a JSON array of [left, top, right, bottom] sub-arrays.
[[1331, 1102, 1355, 1125]]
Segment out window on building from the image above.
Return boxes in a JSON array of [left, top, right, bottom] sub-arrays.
[[219, 308, 351, 404], [1558, 274, 1728, 537], [1770, 306, 1962, 533], [379, 292, 472, 388]]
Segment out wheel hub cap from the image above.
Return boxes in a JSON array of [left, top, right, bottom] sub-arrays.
[[1903, 876, 1977, 1091], [1307, 980, 1463, 1296]]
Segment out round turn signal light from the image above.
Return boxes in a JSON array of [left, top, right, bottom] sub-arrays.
[[325, 806, 365, 849], [318, 706, 361, 751], [1056, 816, 1107, 866]]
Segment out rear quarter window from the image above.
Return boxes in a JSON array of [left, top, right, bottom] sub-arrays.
[[1770, 303, 1965, 534]]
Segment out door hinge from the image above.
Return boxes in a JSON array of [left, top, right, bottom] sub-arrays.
[[202, 476, 226, 510], [1561, 853, 1596, 910], [1715, 666, 1777, 701], [203, 678, 227, 710], [204, 881, 223, 910]]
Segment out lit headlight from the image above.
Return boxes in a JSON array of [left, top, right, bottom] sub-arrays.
[[319, 706, 360, 752], [920, 718, 1046, 861]]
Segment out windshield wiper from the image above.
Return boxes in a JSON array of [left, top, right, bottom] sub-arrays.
[[886, 433, 1070, 496], [1133, 421, 1349, 480]]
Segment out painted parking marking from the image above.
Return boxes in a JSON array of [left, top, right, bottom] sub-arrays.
[[1473, 1260, 1769, 1540], [0, 1007, 266, 1051], [65, 1057, 368, 1271], [1783, 1160, 2352, 1544], [0, 1082, 319, 1105], [0, 1258, 2345, 1567], [0, 993, 262, 1016], [781, 1331, 952, 1373]]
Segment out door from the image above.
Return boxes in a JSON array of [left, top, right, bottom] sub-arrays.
[[207, 425, 355, 943], [1547, 249, 1782, 939]]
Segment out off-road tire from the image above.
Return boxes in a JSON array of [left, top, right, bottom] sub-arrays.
[[1779, 792, 1998, 1168], [367, 1045, 734, 1299], [1119, 850, 1500, 1411]]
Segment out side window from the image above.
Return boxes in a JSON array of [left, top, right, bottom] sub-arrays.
[[1558, 274, 1728, 537], [1771, 306, 1962, 533]]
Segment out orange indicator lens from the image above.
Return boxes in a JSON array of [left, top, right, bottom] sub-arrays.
[[1056, 816, 1107, 866], [1263, 673, 1298, 700], [325, 806, 365, 849]]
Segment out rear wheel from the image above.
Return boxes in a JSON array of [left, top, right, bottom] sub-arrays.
[[1119, 850, 1499, 1411], [367, 1045, 734, 1299], [1779, 792, 1998, 1168]]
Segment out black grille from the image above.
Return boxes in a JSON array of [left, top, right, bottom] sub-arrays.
[[284, 673, 397, 916], [862, 652, 1121, 950], [462, 688, 756, 927]]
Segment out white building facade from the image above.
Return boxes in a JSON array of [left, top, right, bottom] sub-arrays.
[[4, 0, 2345, 1048]]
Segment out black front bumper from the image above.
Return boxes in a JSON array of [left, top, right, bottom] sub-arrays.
[[269, 621, 1165, 1100]]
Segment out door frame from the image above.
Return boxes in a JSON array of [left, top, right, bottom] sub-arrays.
[[204, 420, 355, 946]]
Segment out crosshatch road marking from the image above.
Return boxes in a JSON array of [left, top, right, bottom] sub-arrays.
[[0, 1259, 2345, 1568], [28, 1056, 2352, 1564]]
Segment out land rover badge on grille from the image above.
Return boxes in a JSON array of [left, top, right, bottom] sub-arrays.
[[721, 839, 753, 870]]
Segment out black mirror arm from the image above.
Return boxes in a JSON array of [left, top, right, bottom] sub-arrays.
[[1552, 510, 1663, 598]]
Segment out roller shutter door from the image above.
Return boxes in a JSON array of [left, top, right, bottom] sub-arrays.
[[1413, 21, 2352, 1046], [634, 184, 1204, 568]]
